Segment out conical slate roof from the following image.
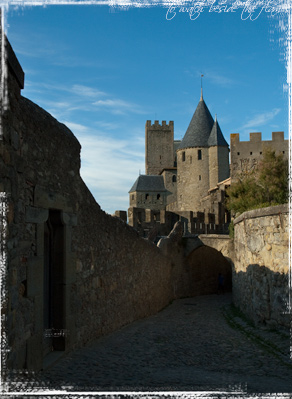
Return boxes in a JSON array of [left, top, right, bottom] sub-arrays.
[[129, 175, 167, 193], [208, 116, 228, 147], [178, 98, 214, 150]]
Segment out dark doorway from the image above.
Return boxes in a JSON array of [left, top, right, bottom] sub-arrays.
[[186, 245, 232, 296], [43, 210, 65, 356]]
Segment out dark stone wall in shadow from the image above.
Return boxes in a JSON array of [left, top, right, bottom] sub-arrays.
[[233, 264, 290, 328], [185, 245, 232, 296]]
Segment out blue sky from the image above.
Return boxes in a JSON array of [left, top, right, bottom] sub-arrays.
[[5, 2, 289, 214]]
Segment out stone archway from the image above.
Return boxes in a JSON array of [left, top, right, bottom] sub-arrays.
[[185, 245, 232, 296]]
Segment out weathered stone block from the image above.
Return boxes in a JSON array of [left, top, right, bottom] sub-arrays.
[[25, 206, 48, 223], [34, 185, 72, 212]]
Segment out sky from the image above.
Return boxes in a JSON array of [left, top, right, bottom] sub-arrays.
[[4, 1, 289, 214]]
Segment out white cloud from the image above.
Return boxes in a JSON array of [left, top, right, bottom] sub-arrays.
[[93, 98, 146, 115], [62, 121, 89, 133], [24, 80, 146, 117], [60, 121, 145, 214], [71, 84, 106, 98], [241, 108, 281, 131]]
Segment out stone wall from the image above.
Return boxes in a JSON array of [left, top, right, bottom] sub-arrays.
[[145, 120, 174, 175], [1, 39, 175, 371], [176, 147, 210, 211], [158, 227, 232, 298], [232, 204, 290, 328], [199, 234, 234, 264], [230, 132, 288, 181]]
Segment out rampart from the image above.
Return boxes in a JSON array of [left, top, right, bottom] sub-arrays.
[[1, 39, 175, 371], [232, 204, 290, 328], [230, 132, 288, 180], [128, 207, 229, 239]]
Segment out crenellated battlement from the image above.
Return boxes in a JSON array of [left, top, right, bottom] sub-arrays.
[[230, 131, 285, 144], [146, 120, 174, 130], [230, 131, 288, 180]]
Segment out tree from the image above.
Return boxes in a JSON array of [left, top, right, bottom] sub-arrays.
[[227, 149, 288, 215]]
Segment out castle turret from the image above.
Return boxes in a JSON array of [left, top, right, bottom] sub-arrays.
[[176, 93, 214, 211], [208, 115, 230, 189]]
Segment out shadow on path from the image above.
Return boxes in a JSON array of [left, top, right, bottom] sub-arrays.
[[3, 294, 292, 395]]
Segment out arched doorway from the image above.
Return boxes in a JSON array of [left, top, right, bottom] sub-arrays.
[[186, 245, 232, 296]]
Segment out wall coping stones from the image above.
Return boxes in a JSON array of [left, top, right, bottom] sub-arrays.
[[234, 204, 288, 225], [199, 234, 230, 239]]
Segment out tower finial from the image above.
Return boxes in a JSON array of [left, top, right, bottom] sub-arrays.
[[200, 74, 204, 100]]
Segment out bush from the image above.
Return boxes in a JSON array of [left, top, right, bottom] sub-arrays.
[[227, 149, 288, 215]]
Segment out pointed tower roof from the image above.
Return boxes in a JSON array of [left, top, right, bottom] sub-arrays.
[[178, 96, 214, 150], [208, 115, 228, 147]]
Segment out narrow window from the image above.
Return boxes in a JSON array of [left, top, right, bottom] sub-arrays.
[[145, 194, 149, 200], [182, 152, 185, 162], [172, 175, 176, 183], [132, 194, 134, 200], [157, 194, 160, 200], [237, 152, 240, 155], [198, 150, 202, 160], [199, 175, 201, 181], [260, 152, 262, 155], [283, 151, 285, 154], [190, 156, 192, 164], [250, 152, 253, 155]]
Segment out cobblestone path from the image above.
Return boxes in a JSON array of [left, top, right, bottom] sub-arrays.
[[4, 294, 292, 395]]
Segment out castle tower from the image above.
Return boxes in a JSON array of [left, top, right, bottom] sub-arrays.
[[208, 115, 229, 189], [176, 93, 214, 211], [145, 120, 174, 175]]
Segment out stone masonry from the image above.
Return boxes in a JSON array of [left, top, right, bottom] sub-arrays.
[[1, 31, 289, 377], [232, 204, 290, 328], [1, 33, 234, 373], [230, 132, 288, 181], [1, 34, 176, 371]]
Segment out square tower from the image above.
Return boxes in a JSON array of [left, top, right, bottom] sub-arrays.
[[145, 120, 174, 175]]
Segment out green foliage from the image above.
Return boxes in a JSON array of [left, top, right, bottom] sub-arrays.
[[228, 220, 234, 238], [227, 149, 288, 215]]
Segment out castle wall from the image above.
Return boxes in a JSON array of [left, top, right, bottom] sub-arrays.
[[208, 146, 230, 189], [232, 204, 289, 328], [177, 147, 209, 211], [128, 207, 179, 238], [230, 132, 288, 180], [130, 190, 167, 210], [161, 168, 177, 205], [145, 120, 174, 175], [2, 46, 175, 371]]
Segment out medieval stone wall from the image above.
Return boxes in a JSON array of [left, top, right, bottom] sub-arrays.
[[208, 146, 229, 190], [1, 46, 175, 371], [232, 204, 290, 328], [161, 168, 177, 205], [230, 132, 288, 180], [176, 147, 209, 211]]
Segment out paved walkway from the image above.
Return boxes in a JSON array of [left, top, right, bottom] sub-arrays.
[[4, 294, 292, 395]]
